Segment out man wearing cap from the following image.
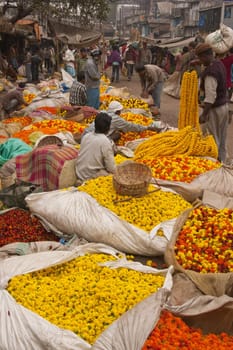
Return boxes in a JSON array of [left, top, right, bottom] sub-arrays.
[[84, 49, 101, 109], [82, 100, 156, 141], [196, 43, 229, 162]]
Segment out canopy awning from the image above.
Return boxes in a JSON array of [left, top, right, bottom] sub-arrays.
[[48, 21, 101, 48]]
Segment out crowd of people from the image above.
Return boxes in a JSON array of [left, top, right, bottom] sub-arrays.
[[0, 36, 233, 177]]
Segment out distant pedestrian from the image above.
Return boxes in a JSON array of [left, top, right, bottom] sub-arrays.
[[24, 48, 32, 82], [31, 48, 42, 83], [63, 45, 76, 78], [138, 41, 152, 65], [84, 49, 101, 109], [76, 47, 88, 75], [123, 44, 137, 81], [107, 45, 122, 83]]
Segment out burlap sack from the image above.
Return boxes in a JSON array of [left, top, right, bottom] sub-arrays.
[[165, 208, 233, 297], [58, 159, 77, 189], [167, 272, 233, 336]]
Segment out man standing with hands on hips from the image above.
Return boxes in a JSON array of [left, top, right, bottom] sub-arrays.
[[195, 43, 229, 163]]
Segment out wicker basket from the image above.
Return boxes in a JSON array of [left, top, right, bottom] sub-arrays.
[[36, 135, 63, 148], [113, 161, 152, 196]]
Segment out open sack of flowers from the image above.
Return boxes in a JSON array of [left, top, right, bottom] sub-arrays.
[[92, 269, 233, 350], [113, 161, 152, 197], [0, 243, 168, 349], [25, 185, 191, 256], [165, 206, 233, 297]]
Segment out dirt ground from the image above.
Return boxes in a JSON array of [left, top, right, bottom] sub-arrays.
[[108, 68, 233, 161]]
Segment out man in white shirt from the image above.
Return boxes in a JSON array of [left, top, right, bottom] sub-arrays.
[[83, 100, 157, 141], [76, 112, 116, 181]]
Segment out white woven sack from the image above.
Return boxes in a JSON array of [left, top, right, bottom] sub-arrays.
[[26, 188, 169, 256]]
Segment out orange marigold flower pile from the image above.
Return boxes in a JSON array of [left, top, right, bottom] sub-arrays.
[[175, 207, 233, 273], [142, 310, 233, 350], [137, 156, 220, 183], [3, 116, 32, 127]]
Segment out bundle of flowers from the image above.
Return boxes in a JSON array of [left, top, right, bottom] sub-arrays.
[[175, 206, 233, 273], [79, 176, 191, 232], [137, 156, 220, 183], [7, 253, 165, 344]]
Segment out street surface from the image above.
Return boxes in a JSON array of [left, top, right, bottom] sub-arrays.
[[108, 69, 233, 161]]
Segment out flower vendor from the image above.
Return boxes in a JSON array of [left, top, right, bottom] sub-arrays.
[[83, 100, 157, 142], [196, 43, 229, 162], [76, 112, 116, 182], [69, 71, 87, 107], [135, 63, 165, 109]]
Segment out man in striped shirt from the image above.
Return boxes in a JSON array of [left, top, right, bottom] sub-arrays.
[[69, 71, 87, 106]]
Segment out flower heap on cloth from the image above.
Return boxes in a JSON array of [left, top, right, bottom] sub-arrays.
[[15, 145, 78, 191], [29, 119, 85, 134], [0, 208, 58, 247], [3, 116, 32, 128], [100, 95, 150, 111], [7, 253, 165, 344], [116, 112, 157, 146], [175, 206, 233, 273], [137, 156, 220, 183], [142, 310, 233, 350], [79, 175, 191, 232]]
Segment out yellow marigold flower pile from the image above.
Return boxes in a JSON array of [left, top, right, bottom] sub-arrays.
[[175, 207, 233, 273], [137, 156, 220, 183], [178, 71, 200, 131], [134, 126, 218, 160], [114, 154, 128, 164], [28, 119, 85, 134], [79, 176, 191, 232], [121, 112, 153, 126], [7, 253, 165, 344], [100, 95, 149, 111], [23, 93, 36, 104], [100, 75, 111, 95]]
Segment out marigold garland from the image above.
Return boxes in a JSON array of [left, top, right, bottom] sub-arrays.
[[178, 71, 200, 131], [175, 206, 233, 273], [134, 126, 218, 160], [8, 253, 165, 344]]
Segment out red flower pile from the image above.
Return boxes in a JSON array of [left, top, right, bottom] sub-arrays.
[[0, 209, 59, 247]]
